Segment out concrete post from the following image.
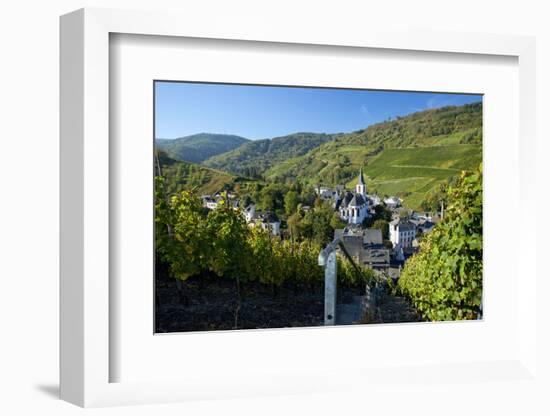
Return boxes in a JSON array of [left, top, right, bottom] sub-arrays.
[[324, 250, 337, 325]]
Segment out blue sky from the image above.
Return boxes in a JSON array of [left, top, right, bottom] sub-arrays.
[[155, 81, 482, 140]]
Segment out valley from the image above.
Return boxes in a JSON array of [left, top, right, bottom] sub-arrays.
[[157, 102, 482, 211]]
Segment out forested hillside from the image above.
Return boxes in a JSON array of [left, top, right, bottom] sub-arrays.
[[158, 102, 482, 210], [347, 101, 482, 148], [264, 103, 482, 209], [202, 132, 337, 177], [156, 133, 249, 164], [156, 150, 255, 196]]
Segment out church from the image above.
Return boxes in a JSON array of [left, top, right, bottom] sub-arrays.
[[338, 168, 370, 224]]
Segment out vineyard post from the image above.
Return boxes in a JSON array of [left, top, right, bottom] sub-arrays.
[[319, 244, 337, 325]]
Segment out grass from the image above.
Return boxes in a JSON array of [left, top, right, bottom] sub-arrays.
[[416, 128, 479, 146], [343, 144, 482, 209], [268, 143, 481, 210], [366, 145, 481, 174]]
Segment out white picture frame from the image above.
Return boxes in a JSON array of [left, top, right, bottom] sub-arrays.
[[60, 7, 537, 408]]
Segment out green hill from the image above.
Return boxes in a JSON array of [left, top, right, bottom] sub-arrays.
[[346, 144, 481, 209], [156, 151, 255, 196], [349, 102, 482, 148], [264, 103, 482, 209], [155, 133, 250, 164], [202, 132, 338, 177]]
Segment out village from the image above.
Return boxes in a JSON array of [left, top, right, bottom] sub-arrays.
[[199, 168, 440, 281]]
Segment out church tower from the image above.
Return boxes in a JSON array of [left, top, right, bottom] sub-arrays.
[[355, 168, 366, 196]]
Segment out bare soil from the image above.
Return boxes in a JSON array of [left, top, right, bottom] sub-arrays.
[[155, 271, 368, 332], [155, 271, 421, 332]]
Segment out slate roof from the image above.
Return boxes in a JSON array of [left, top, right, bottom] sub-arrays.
[[419, 220, 435, 230], [363, 248, 390, 267], [334, 227, 389, 269], [349, 194, 366, 207], [340, 192, 354, 208], [363, 228, 383, 246], [341, 192, 366, 208], [398, 219, 416, 231], [260, 211, 279, 223], [340, 235, 363, 260]]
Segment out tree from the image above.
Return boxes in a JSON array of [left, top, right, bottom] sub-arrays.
[[284, 190, 300, 216], [155, 183, 209, 281], [398, 165, 483, 321], [330, 212, 346, 230], [312, 212, 331, 246], [206, 198, 251, 281], [373, 204, 392, 222], [258, 183, 285, 213], [206, 198, 252, 328], [260, 191, 275, 212], [287, 212, 302, 240], [372, 219, 389, 240]]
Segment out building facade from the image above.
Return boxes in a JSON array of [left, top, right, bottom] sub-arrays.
[[389, 218, 417, 248]]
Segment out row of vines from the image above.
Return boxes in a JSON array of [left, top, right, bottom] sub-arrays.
[[155, 176, 371, 291], [397, 164, 483, 321]]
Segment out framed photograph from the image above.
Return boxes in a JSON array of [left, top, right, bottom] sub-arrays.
[[60, 8, 537, 407], [152, 81, 482, 333]]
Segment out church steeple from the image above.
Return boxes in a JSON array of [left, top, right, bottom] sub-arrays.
[[356, 167, 366, 196], [358, 168, 365, 185]]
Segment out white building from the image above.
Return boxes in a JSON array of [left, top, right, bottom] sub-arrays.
[[259, 212, 281, 236], [338, 168, 370, 224], [369, 194, 382, 206], [202, 195, 219, 210], [315, 186, 340, 207], [243, 204, 257, 223], [243, 205, 281, 236], [389, 218, 417, 248], [384, 196, 402, 209]]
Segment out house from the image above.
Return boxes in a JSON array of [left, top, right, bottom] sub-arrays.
[[243, 204, 258, 223], [363, 228, 383, 246], [258, 212, 281, 236], [389, 218, 417, 248], [334, 225, 390, 271], [369, 194, 382, 206], [202, 195, 220, 210], [316, 186, 340, 205], [338, 168, 370, 224], [418, 220, 435, 234], [242, 204, 280, 236], [384, 196, 402, 209], [409, 213, 436, 235]]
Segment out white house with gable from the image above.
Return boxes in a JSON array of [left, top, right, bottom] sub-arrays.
[[389, 218, 417, 248]]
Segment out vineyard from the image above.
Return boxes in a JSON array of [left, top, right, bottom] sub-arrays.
[[154, 176, 377, 330], [153, 100, 483, 330], [397, 165, 483, 320]]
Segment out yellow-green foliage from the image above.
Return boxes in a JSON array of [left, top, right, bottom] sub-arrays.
[[337, 254, 377, 288], [397, 165, 482, 321], [155, 180, 325, 286]]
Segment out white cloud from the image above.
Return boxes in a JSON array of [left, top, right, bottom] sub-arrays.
[[360, 104, 371, 118]]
